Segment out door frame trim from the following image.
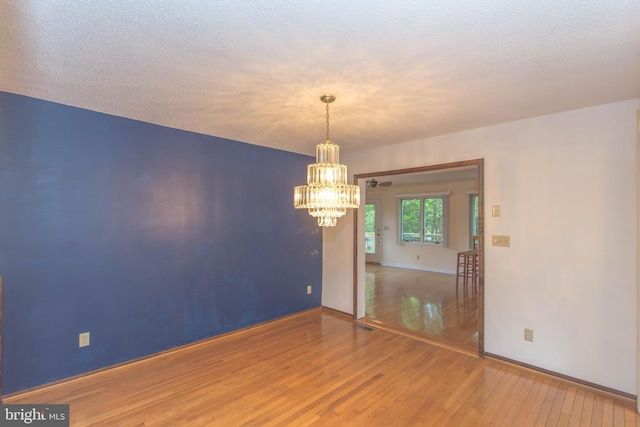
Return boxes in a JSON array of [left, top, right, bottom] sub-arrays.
[[352, 158, 485, 356]]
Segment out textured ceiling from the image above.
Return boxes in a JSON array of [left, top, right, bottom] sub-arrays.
[[1, 1, 639, 156]]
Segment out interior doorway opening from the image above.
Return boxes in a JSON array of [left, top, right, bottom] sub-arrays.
[[354, 159, 485, 356]]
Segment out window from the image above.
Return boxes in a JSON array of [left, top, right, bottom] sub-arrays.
[[398, 192, 449, 246], [365, 203, 376, 254], [469, 193, 479, 249]]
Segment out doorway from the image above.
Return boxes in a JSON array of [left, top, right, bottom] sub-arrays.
[[354, 159, 485, 356]]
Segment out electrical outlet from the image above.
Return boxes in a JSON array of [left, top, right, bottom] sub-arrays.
[[79, 332, 90, 347], [307, 285, 312, 295], [524, 328, 533, 342]]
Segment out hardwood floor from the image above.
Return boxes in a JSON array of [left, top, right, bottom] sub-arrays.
[[5, 309, 638, 426], [365, 264, 479, 352]]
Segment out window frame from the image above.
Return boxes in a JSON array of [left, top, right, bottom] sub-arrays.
[[468, 191, 479, 249], [396, 191, 450, 248]]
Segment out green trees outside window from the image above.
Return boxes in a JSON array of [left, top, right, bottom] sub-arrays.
[[400, 196, 447, 245], [469, 193, 479, 248]]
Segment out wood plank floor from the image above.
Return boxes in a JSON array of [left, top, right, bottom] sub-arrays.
[[365, 264, 479, 352], [5, 309, 638, 426]]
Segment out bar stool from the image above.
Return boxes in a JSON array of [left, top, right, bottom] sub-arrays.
[[466, 250, 478, 294], [456, 250, 478, 295], [455, 251, 469, 293]]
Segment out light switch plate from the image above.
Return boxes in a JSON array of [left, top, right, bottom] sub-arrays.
[[492, 205, 500, 217], [492, 235, 510, 247]]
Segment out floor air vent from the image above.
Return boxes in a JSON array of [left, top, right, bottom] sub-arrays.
[[354, 324, 375, 332]]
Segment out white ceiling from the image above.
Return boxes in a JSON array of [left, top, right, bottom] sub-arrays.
[[1, 1, 639, 156]]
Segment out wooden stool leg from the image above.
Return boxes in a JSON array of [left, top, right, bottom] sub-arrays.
[[455, 252, 465, 294], [463, 253, 470, 295], [471, 253, 477, 294], [456, 253, 461, 293], [474, 253, 479, 294]]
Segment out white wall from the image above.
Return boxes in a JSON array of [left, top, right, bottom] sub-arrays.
[[323, 99, 639, 395], [636, 106, 640, 411], [368, 179, 478, 273], [322, 208, 357, 315]]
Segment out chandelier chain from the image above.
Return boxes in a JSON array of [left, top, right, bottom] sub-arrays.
[[325, 101, 330, 142]]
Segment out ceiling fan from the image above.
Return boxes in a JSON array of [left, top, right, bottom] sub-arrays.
[[366, 179, 392, 188]]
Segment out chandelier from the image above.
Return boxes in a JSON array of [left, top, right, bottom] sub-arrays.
[[294, 94, 360, 227]]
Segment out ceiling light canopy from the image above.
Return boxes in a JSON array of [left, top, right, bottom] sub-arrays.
[[294, 95, 360, 227]]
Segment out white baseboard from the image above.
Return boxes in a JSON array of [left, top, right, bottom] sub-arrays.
[[380, 262, 455, 275]]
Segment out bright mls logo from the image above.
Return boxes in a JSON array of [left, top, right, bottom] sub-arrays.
[[0, 405, 69, 426]]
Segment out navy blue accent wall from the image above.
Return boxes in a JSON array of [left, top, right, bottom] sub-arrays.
[[0, 91, 322, 394]]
